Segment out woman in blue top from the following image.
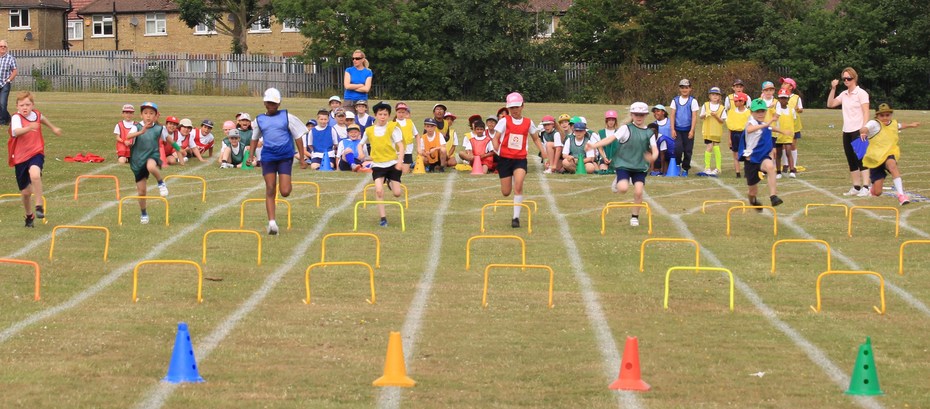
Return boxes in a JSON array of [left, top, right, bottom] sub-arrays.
[[343, 49, 373, 114]]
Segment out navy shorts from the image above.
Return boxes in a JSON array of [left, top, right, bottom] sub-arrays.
[[729, 131, 743, 152], [497, 157, 527, 179], [14, 154, 43, 190], [616, 168, 647, 185], [372, 165, 402, 183], [403, 153, 413, 165], [262, 158, 294, 176], [744, 158, 773, 186], [310, 156, 335, 167], [869, 155, 895, 182], [794, 131, 802, 139]]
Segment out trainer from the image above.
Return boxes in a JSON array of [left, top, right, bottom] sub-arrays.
[[827, 67, 870, 197], [0, 40, 17, 126]]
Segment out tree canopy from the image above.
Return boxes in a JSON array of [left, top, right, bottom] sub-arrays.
[[174, 0, 270, 54]]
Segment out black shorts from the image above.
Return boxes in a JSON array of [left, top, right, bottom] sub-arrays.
[[403, 153, 413, 165], [133, 166, 150, 183], [729, 131, 743, 152], [14, 154, 43, 190], [497, 157, 527, 179], [616, 168, 647, 185], [372, 165, 402, 183], [869, 155, 895, 182], [744, 158, 772, 186]]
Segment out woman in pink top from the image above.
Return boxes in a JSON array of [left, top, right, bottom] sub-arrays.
[[826, 67, 870, 196]]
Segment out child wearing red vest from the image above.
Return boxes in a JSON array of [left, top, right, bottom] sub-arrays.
[[491, 92, 545, 228], [460, 119, 495, 173], [114, 104, 135, 164], [8, 91, 61, 227]]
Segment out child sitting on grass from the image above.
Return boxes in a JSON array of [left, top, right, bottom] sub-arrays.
[[337, 123, 371, 172]]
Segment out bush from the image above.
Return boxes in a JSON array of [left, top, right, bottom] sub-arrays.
[[140, 66, 169, 94], [31, 67, 51, 92]]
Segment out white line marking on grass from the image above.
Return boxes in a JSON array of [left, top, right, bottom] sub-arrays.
[[377, 173, 456, 409], [135, 177, 370, 409], [0, 179, 263, 345], [643, 194, 883, 409], [0, 162, 214, 260], [538, 176, 643, 409]]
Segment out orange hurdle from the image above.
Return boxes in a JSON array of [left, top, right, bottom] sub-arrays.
[[74, 174, 120, 200], [0, 258, 41, 301], [0, 193, 47, 224]]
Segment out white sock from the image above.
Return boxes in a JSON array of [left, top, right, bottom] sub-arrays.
[[792, 150, 798, 167], [513, 195, 523, 218], [893, 177, 904, 195], [781, 154, 788, 167]]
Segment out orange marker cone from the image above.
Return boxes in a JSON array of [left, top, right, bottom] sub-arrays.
[[609, 336, 650, 391], [471, 154, 484, 175], [373, 331, 416, 387]]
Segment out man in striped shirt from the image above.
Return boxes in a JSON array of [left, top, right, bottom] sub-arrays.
[[0, 40, 18, 126]]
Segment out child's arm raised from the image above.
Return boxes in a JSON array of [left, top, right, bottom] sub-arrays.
[[900, 122, 921, 130]]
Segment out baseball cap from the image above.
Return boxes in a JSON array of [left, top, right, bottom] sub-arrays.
[[227, 128, 240, 138], [347, 123, 361, 131], [395, 102, 410, 112], [424, 118, 440, 127], [733, 79, 744, 86], [709, 87, 722, 95], [238, 113, 252, 121], [305, 119, 317, 127], [557, 114, 572, 122], [444, 112, 457, 120], [345, 111, 356, 119], [179, 118, 193, 127], [652, 104, 667, 113], [540, 115, 555, 125], [605, 110, 618, 119], [780, 77, 797, 89], [733, 92, 749, 102], [750, 98, 768, 112], [328, 95, 342, 103], [122, 104, 135, 112], [573, 122, 587, 131], [762, 81, 775, 90], [333, 108, 346, 116], [355, 100, 368, 106], [371, 101, 392, 114], [263, 88, 282, 104], [777, 88, 791, 98], [679, 79, 691, 87], [222, 120, 236, 130], [629, 102, 650, 114], [140, 102, 158, 112], [505, 92, 524, 108], [201, 119, 214, 128], [486, 116, 498, 122], [165, 116, 180, 124]]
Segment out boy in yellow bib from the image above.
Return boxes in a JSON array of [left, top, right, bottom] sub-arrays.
[[698, 87, 726, 176], [862, 103, 920, 205], [726, 92, 751, 178], [366, 102, 405, 227]]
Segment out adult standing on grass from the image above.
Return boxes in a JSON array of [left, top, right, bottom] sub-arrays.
[[248, 88, 307, 235], [827, 67, 871, 197], [343, 49, 372, 114], [0, 40, 18, 126]]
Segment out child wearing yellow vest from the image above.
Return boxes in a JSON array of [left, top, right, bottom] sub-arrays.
[[862, 103, 920, 205], [366, 102, 405, 227], [726, 92, 751, 178], [780, 78, 804, 172], [772, 89, 798, 178], [393, 102, 418, 174], [699, 87, 726, 176]]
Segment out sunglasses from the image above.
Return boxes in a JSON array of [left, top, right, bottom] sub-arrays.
[[352, 57, 363, 60], [843, 77, 854, 81]]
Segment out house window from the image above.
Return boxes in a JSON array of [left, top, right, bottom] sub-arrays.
[[536, 16, 555, 38], [249, 14, 271, 33], [145, 12, 167, 35], [92, 15, 114, 37], [194, 18, 216, 35], [68, 20, 83, 40], [281, 18, 302, 32], [9, 9, 30, 29]]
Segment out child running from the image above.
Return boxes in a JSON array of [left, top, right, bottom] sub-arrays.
[[124, 102, 177, 224], [247, 88, 307, 235], [725, 92, 751, 178], [738, 98, 789, 209], [365, 102, 405, 227], [587, 102, 658, 227], [862, 103, 920, 205], [8, 91, 61, 227], [699, 87, 726, 176], [491, 92, 545, 228]]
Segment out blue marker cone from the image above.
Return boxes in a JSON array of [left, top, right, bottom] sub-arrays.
[[163, 322, 205, 383], [665, 158, 680, 177], [320, 155, 334, 171]]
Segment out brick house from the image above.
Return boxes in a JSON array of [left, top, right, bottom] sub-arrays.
[[526, 0, 571, 39], [0, 0, 71, 51]]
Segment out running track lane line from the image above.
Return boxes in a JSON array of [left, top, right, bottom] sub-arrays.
[[376, 173, 456, 409], [0, 177, 263, 344], [643, 193, 883, 409], [134, 177, 370, 409], [539, 175, 644, 409]]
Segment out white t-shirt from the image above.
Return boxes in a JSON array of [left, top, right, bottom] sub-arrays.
[[304, 125, 338, 158], [332, 124, 347, 141], [561, 136, 596, 158], [113, 120, 135, 135], [10, 111, 39, 132], [463, 134, 494, 153], [369, 124, 404, 167], [670, 96, 700, 112], [337, 138, 368, 158], [700, 102, 728, 120], [774, 104, 797, 120], [419, 132, 447, 151], [613, 124, 659, 149]]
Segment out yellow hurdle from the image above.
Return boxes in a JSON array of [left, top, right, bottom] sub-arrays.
[[899, 240, 930, 275], [363, 183, 408, 209], [354, 201, 405, 232], [480, 203, 532, 234], [726, 206, 777, 237], [240, 198, 291, 229], [493, 199, 538, 213], [639, 238, 700, 272], [202, 229, 262, 265], [0, 193, 47, 224], [664, 266, 734, 312], [49, 225, 110, 261], [74, 174, 121, 201], [304, 261, 376, 305], [481, 263, 554, 309], [131, 260, 203, 303], [601, 203, 652, 235], [465, 235, 526, 270], [848, 206, 899, 237], [701, 200, 745, 214], [164, 175, 207, 202], [771, 239, 831, 275], [293, 181, 321, 208], [0, 258, 41, 301], [810, 270, 885, 315], [118, 196, 169, 226], [804, 203, 848, 217], [321, 232, 381, 267]]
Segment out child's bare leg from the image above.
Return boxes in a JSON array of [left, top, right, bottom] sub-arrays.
[[28, 165, 43, 208], [118, 156, 129, 164], [585, 161, 597, 174], [20, 185, 33, 215], [279, 173, 293, 197], [135, 180, 147, 212], [732, 151, 740, 174], [500, 176, 513, 197], [374, 177, 386, 218], [263, 172, 278, 221], [561, 156, 574, 171], [762, 160, 778, 197], [632, 181, 645, 216], [147, 159, 163, 182], [774, 147, 783, 174], [221, 148, 231, 164], [615, 178, 630, 194]]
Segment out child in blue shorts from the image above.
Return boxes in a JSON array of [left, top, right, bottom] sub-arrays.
[[8, 91, 61, 227]]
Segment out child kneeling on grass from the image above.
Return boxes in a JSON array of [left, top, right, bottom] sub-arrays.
[[587, 102, 658, 227], [862, 103, 920, 205], [737, 99, 791, 209], [8, 91, 62, 227]]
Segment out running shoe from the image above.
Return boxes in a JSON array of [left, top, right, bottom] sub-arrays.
[[158, 182, 169, 197], [379, 218, 388, 227], [770, 195, 784, 207], [140, 214, 150, 225], [630, 217, 640, 227], [843, 187, 859, 196], [267, 220, 279, 235], [25, 214, 35, 228], [857, 187, 871, 197], [35, 205, 44, 219], [898, 193, 911, 206], [511, 218, 520, 228]]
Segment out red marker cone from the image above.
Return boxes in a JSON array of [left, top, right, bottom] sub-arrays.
[[471, 154, 484, 175], [609, 336, 650, 391]]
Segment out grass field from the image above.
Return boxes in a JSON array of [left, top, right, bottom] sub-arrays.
[[1, 92, 930, 409]]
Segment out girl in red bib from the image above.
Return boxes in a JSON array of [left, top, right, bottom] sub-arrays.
[[7, 91, 61, 227], [491, 92, 544, 228]]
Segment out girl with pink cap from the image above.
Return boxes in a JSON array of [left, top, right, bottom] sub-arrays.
[[597, 110, 620, 174], [491, 92, 545, 228]]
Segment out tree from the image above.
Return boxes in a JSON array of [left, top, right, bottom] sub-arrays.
[[174, 0, 270, 54], [551, 0, 644, 64]]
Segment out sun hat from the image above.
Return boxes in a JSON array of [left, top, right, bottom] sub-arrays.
[[505, 92, 524, 108], [345, 111, 356, 119], [875, 103, 893, 115], [432, 103, 447, 111], [263, 88, 282, 104], [629, 102, 650, 114], [328, 95, 342, 103], [347, 123, 361, 131], [557, 114, 572, 122], [750, 98, 769, 112], [122, 104, 135, 112]]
